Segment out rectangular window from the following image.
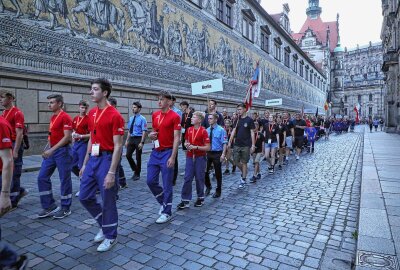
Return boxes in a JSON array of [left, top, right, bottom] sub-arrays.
[[292, 58, 298, 73], [242, 17, 254, 42], [300, 64, 304, 77], [226, 4, 231, 26], [274, 43, 281, 61], [305, 68, 309, 80], [369, 107, 373, 115], [217, 0, 233, 27], [217, 0, 223, 21], [358, 95, 362, 103], [261, 32, 269, 53], [284, 51, 290, 67], [345, 96, 348, 102]]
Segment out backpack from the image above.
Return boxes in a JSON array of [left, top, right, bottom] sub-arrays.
[[23, 124, 30, 150]]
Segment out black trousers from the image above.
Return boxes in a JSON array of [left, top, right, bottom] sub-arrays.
[[205, 151, 223, 193], [126, 136, 142, 176]]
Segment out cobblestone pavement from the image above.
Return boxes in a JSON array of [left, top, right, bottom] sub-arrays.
[[1, 130, 363, 270]]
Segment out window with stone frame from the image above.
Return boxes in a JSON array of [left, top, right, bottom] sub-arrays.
[[299, 60, 304, 77], [305, 65, 309, 81], [274, 37, 282, 61], [284, 46, 291, 67], [217, 0, 235, 27], [369, 94, 373, 101], [260, 25, 271, 53], [310, 70, 313, 84], [345, 95, 348, 102], [242, 9, 256, 42], [187, 0, 202, 8], [292, 54, 298, 73], [369, 106, 373, 116]]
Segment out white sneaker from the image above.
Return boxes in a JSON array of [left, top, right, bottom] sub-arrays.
[[97, 238, 117, 252], [94, 229, 105, 243], [75, 191, 80, 197], [180, 172, 185, 176], [158, 205, 164, 215], [296, 155, 299, 160], [156, 213, 172, 224]]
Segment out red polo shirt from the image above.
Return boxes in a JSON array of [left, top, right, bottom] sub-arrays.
[[1, 106, 24, 141], [49, 110, 73, 147], [88, 106, 124, 152], [0, 116, 13, 172], [152, 109, 181, 150], [73, 115, 90, 140], [185, 126, 210, 158]]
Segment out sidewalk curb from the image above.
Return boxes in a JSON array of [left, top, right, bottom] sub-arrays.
[[355, 127, 399, 270]]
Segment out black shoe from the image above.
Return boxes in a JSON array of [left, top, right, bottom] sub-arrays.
[[249, 176, 257, 183], [119, 183, 128, 190], [268, 167, 274, 174], [177, 201, 189, 210], [11, 255, 29, 270], [53, 207, 71, 219], [38, 205, 60, 218], [257, 173, 261, 180], [232, 166, 236, 173], [205, 187, 211, 196], [278, 165, 282, 170], [212, 192, 221, 198], [223, 169, 230, 175], [194, 199, 204, 207], [132, 175, 140, 181]]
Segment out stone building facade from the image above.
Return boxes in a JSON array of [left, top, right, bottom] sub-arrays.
[[381, 0, 400, 132], [342, 43, 385, 120], [0, 0, 327, 153]]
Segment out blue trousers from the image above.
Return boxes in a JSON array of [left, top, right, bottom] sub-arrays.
[[181, 156, 206, 201], [147, 149, 174, 216], [71, 140, 88, 177], [37, 146, 72, 209], [79, 153, 118, 239], [0, 241, 17, 268], [0, 143, 24, 206]]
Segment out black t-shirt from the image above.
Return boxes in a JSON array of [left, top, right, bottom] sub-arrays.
[[254, 131, 264, 153], [292, 119, 307, 137], [324, 120, 331, 129], [277, 123, 287, 144], [181, 111, 193, 132], [263, 123, 279, 143], [234, 116, 255, 147], [282, 119, 294, 137]]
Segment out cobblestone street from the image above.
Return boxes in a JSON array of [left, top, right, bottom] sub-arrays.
[[1, 130, 364, 270]]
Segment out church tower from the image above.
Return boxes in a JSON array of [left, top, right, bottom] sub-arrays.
[[330, 14, 345, 115], [306, 0, 322, 19]]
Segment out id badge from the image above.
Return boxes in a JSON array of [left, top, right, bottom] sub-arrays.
[[181, 128, 186, 134], [268, 139, 272, 144], [92, 143, 100, 156], [154, 140, 160, 149]]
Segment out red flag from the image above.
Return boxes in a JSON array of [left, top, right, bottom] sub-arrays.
[[244, 83, 253, 111], [244, 62, 260, 111]]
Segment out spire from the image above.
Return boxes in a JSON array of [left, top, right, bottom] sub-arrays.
[[306, 0, 322, 19], [334, 13, 344, 53]]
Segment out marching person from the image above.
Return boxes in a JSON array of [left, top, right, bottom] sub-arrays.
[[293, 113, 307, 160], [0, 90, 27, 209], [0, 115, 29, 270], [250, 121, 264, 183], [71, 100, 90, 197], [177, 111, 210, 209], [125, 101, 147, 181], [179, 101, 192, 177], [276, 116, 287, 170], [228, 103, 255, 189], [202, 99, 224, 128], [204, 113, 227, 198], [37, 94, 73, 219], [147, 91, 181, 224], [108, 97, 127, 189], [223, 118, 235, 175], [282, 112, 294, 164], [263, 115, 279, 174], [79, 78, 124, 252]]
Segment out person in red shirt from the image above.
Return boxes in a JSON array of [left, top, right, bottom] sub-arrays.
[[0, 90, 27, 209], [0, 116, 29, 269], [177, 111, 210, 210], [79, 78, 124, 252], [37, 94, 73, 219], [147, 90, 181, 224], [71, 100, 90, 197]]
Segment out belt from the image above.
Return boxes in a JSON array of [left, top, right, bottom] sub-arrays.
[[153, 148, 172, 152]]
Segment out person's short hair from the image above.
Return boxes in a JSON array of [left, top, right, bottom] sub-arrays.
[[159, 90, 172, 100], [132, 101, 142, 109], [209, 112, 218, 120], [78, 100, 89, 108], [47, 94, 64, 105], [171, 95, 176, 102], [91, 78, 112, 98], [108, 97, 117, 106], [237, 103, 246, 109], [0, 89, 15, 99], [180, 101, 189, 107], [193, 111, 205, 121], [209, 99, 217, 105]]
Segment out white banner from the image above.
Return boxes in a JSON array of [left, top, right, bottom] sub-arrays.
[[191, 79, 223, 95]]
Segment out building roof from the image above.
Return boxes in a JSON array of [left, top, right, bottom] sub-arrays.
[[293, 16, 338, 52]]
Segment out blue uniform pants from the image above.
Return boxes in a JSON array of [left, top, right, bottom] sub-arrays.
[[79, 153, 118, 239], [181, 156, 206, 201], [0, 143, 25, 206], [71, 140, 88, 177], [0, 241, 17, 268], [37, 146, 72, 209], [147, 149, 174, 216]]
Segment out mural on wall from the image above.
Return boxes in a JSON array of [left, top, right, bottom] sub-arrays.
[[0, 0, 325, 106]]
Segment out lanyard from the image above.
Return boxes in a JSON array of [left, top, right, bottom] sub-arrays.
[[50, 110, 63, 131], [156, 110, 169, 130], [183, 112, 190, 128], [93, 106, 110, 132], [75, 115, 86, 130], [191, 127, 202, 144], [255, 132, 259, 141], [269, 124, 273, 133], [3, 107, 15, 120]]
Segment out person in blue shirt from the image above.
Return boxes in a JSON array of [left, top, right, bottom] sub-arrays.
[[125, 101, 147, 181], [305, 123, 317, 153], [204, 113, 227, 198]]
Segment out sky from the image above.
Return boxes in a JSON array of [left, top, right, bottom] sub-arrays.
[[261, 0, 383, 49]]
